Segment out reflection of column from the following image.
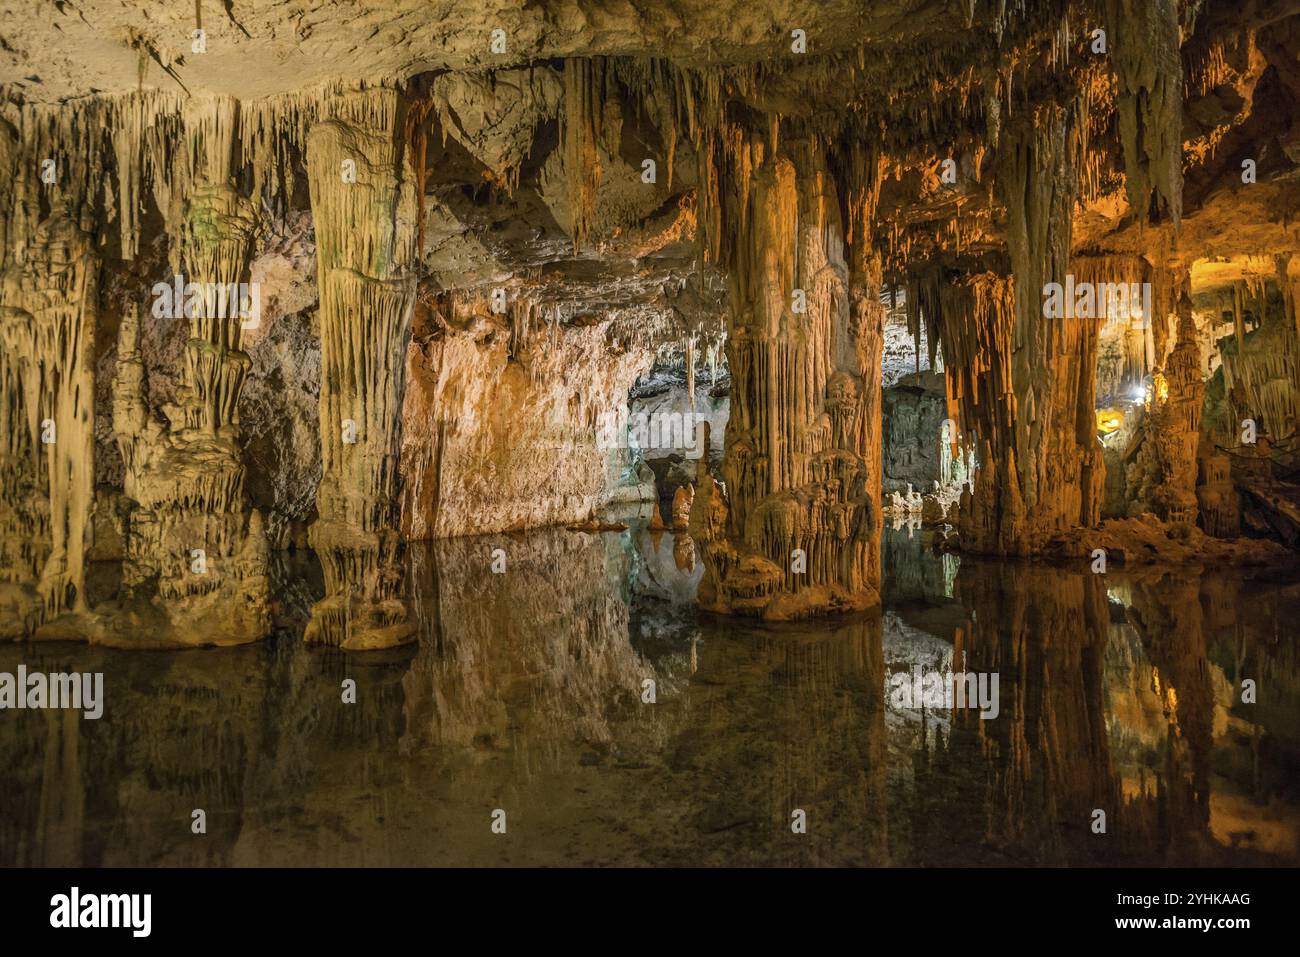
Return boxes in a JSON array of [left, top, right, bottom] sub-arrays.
[[693, 142, 877, 620], [0, 211, 96, 631], [36, 709, 84, 866], [928, 561, 1119, 862], [679, 614, 889, 865], [305, 90, 419, 650], [1124, 575, 1215, 844]]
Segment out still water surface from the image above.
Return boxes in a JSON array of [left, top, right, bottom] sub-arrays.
[[2, 523, 1298, 866]]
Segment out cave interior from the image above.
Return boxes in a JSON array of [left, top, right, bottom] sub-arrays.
[[3, 0, 1299, 646]]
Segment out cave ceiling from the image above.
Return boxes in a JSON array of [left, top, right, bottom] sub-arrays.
[[3, 1, 1298, 312]]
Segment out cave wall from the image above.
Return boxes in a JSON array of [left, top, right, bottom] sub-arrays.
[[400, 297, 659, 539], [882, 371, 950, 496]]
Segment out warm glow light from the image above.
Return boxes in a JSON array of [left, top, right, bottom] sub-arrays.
[[1096, 408, 1123, 433]]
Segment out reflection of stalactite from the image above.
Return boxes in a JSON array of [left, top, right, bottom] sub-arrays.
[[927, 560, 1120, 862], [304, 89, 419, 650], [36, 708, 83, 866], [1122, 573, 1217, 849], [758, 618, 889, 865]]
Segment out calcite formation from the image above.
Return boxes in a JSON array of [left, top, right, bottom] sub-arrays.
[[103, 99, 272, 647], [303, 89, 419, 651], [0, 0, 1296, 646], [0, 213, 96, 635], [691, 142, 882, 620]]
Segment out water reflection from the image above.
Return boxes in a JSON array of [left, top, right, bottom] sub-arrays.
[[1, 527, 1297, 865]]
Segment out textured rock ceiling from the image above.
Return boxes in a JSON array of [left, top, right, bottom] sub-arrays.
[[1, 0, 928, 102], [5, 1, 1299, 375]]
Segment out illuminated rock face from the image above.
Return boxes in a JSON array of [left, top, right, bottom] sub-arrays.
[[0, 1, 1299, 647], [398, 297, 658, 540]]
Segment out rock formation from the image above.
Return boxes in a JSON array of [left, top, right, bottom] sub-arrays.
[[0, 1, 1296, 645]]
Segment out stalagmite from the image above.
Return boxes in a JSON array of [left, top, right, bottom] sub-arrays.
[[691, 139, 879, 619], [1150, 279, 1206, 523]]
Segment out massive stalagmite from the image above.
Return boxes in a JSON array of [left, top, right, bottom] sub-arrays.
[[692, 142, 879, 619]]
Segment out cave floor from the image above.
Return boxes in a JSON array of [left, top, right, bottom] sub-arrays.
[[2, 525, 1298, 867]]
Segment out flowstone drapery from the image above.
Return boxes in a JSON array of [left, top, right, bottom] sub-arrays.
[[0, 213, 97, 637], [98, 98, 271, 648], [304, 90, 420, 650]]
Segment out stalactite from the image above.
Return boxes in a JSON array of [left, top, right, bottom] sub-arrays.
[[934, 270, 1026, 553], [1104, 0, 1184, 224], [562, 58, 606, 252], [1074, 253, 1150, 397], [304, 87, 419, 650], [684, 334, 697, 410], [1221, 277, 1300, 442], [0, 79, 403, 268], [0, 211, 96, 630]]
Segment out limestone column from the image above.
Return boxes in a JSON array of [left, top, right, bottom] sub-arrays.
[[937, 104, 1105, 555], [0, 211, 96, 628], [109, 97, 270, 647], [692, 140, 878, 619], [304, 90, 419, 650]]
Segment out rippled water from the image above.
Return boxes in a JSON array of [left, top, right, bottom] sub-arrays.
[[3, 521, 1299, 866]]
